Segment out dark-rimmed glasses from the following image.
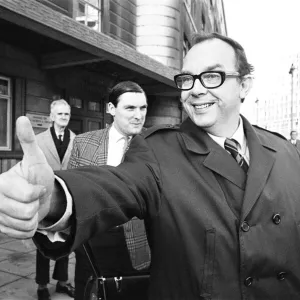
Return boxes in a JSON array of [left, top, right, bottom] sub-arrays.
[[174, 71, 240, 90]]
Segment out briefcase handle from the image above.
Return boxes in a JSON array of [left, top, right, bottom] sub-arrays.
[[83, 242, 107, 300]]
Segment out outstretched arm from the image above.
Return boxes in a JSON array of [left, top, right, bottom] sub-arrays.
[[42, 134, 162, 257]]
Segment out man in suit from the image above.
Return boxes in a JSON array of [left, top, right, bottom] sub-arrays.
[[68, 81, 150, 300], [35, 99, 75, 300], [3, 33, 300, 299], [289, 130, 300, 149]]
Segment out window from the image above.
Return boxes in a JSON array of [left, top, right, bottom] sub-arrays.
[[69, 96, 83, 109], [76, 0, 101, 32], [88, 101, 100, 112], [0, 76, 12, 151]]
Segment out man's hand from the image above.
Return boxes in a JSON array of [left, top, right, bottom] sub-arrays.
[[0, 117, 54, 238]]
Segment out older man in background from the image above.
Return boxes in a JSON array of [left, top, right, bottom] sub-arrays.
[[35, 99, 75, 300]]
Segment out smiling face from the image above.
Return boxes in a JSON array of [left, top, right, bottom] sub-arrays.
[[108, 92, 147, 136], [181, 39, 251, 137]]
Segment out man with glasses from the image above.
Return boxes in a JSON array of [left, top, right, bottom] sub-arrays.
[[2, 33, 300, 300]]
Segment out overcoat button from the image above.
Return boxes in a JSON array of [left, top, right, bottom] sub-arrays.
[[277, 272, 286, 281], [244, 277, 253, 286], [241, 221, 250, 232], [272, 213, 281, 225]]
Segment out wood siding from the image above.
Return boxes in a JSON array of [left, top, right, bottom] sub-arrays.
[[0, 158, 21, 174], [36, 0, 73, 17], [108, 0, 137, 48]]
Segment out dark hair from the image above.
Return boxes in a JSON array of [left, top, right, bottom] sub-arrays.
[[191, 32, 254, 77], [108, 81, 146, 107], [291, 130, 297, 135]]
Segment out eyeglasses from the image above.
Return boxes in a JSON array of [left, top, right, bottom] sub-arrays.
[[174, 71, 240, 90]]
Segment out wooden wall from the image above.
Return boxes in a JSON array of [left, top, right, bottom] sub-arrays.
[[108, 0, 137, 48], [0, 158, 21, 173], [36, 0, 73, 17], [0, 41, 110, 173]]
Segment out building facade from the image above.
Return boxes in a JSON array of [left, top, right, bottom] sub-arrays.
[[0, 0, 226, 173], [256, 53, 300, 138]]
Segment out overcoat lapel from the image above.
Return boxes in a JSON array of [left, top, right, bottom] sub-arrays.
[[180, 119, 245, 204], [241, 117, 276, 219], [180, 118, 246, 191], [45, 129, 60, 163], [203, 150, 246, 189]]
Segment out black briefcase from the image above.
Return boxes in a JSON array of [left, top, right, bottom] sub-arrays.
[[83, 243, 150, 300]]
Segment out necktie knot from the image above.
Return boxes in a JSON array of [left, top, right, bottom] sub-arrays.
[[224, 138, 248, 173]]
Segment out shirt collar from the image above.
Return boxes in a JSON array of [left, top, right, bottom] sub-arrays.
[[55, 131, 64, 138], [231, 117, 246, 151], [109, 122, 132, 143], [207, 117, 246, 151]]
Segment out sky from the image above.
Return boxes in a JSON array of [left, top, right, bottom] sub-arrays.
[[223, 0, 300, 120]]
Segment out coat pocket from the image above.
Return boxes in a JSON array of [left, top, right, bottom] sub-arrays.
[[200, 228, 216, 300]]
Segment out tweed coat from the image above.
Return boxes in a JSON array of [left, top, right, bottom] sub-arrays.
[[68, 126, 151, 271], [36, 128, 75, 171], [35, 115, 300, 300]]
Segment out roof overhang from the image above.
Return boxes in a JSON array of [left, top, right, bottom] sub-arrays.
[[0, 0, 180, 96]]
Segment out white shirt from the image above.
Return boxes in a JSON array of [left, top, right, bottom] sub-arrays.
[[207, 117, 250, 164], [107, 124, 131, 167], [56, 132, 64, 140]]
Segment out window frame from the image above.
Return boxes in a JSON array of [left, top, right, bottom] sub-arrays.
[[76, 0, 102, 32], [0, 75, 12, 151]]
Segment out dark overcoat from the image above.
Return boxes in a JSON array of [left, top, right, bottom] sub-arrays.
[[35, 116, 300, 300]]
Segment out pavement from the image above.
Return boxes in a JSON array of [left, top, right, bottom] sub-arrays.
[[0, 233, 75, 300]]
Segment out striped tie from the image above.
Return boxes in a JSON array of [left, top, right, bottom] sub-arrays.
[[224, 138, 249, 173]]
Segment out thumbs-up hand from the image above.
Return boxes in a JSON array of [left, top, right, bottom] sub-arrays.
[[0, 117, 54, 238]]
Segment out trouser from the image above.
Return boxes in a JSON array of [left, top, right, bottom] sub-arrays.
[[35, 249, 69, 285]]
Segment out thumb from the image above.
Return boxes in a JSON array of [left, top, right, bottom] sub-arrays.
[[16, 116, 47, 165]]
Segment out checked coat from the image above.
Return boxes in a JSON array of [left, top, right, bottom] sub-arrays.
[[67, 126, 151, 299]]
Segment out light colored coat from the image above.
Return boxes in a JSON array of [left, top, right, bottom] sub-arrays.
[[36, 128, 75, 171]]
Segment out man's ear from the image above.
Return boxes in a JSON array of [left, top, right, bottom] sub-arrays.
[[240, 76, 253, 100], [107, 102, 116, 117], [50, 112, 54, 122]]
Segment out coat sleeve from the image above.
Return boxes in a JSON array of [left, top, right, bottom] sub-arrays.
[[33, 134, 162, 260]]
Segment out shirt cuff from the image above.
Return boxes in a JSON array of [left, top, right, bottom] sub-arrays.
[[37, 175, 73, 242]]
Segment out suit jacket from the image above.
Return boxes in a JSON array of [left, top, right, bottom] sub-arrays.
[[36, 128, 75, 171], [35, 115, 300, 300], [68, 127, 151, 274], [289, 138, 300, 150]]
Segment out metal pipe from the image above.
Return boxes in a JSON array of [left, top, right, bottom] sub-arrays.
[[289, 64, 295, 131]]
